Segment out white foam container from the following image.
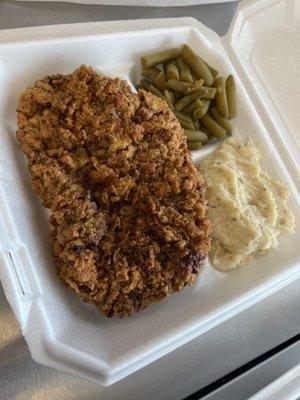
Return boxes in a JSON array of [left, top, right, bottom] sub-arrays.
[[249, 364, 300, 400], [0, 0, 299, 387]]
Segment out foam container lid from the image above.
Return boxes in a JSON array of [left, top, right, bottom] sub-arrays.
[[0, 0, 299, 386]]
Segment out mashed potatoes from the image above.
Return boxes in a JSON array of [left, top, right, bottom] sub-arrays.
[[201, 138, 295, 271]]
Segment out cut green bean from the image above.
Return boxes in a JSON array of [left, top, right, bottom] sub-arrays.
[[191, 72, 197, 82], [174, 110, 194, 123], [176, 57, 193, 83], [202, 86, 217, 99], [178, 119, 195, 130], [207, 134, 218, 143], [194, 79, 205, 86], [188, 142, 202, 150], [200, 114, 227, 139], [192, 116, 200, 130], [174, 87, 206, 111], [164, 89, 175, 105], [226, 75, 236, 119], [167, 79, 191, 93], [141, 48, 181, 68], [200, 126, 211, 136], [141, 79, 151, 90], [202, 59, 219, 78], [185, 129, 208, 143], [175, 112, 195, 130], [210, 106, 232, 134], [213, 77, 229, 118], [141, 66, 160, 81], [185, 79, 204, 94], [154, 71, 167, 91], [166, 62, 180, 80], [173, 90, 182, 99], [148, 85, 165, 100], [182, 99, 204, 114], [180, 44, 214, 86], [193, 100, 210, 119]]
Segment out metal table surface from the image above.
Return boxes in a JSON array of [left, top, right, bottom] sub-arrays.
[[0, 1, 299, 399], [0, 0, 237, 35]]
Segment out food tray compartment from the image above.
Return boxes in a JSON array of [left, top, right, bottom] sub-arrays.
[[0, 16, 299, 386], [225, 0, 300, 196]]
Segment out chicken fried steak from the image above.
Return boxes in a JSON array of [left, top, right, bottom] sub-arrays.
[[17, 66, 211, 317]]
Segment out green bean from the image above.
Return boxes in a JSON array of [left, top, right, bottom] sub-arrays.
[[207, 134, 218, 143], [194, 79, 205, 86], [174, 87, 206, 111], [176, 57, 193, 83], [141, 79, 151, 90], [175, 112, 195, 130], [184, 79, 204, 94], [167, 79, 191, 93], [141, 48, 181, 68], [188, 142, 202, 150], [164, 89, 175, 105], [191, 72, 197, 82], [182, 99, 204, 114], [210, 107, 232, 134], [213, 77, 229, 118], [200, 114, 227, 139], [200, 126, 211, 136], [202, 59, 219, 78], [193, 100, 210, 119], [185, 129, 208, 143], [174, 110, 193, 123], [173, 90, 182, 99], [192, 116, 200, 130], [141, 66, 160, 81], [202, 86, 217, 99], [148, 85, 165, 100], [180, 44, 214, 86], [178, 119, 195, 130], [154, 71, 167, 91], [226, 75, 236, 118], [166, 62, 180, 80], [195, 125, 214, 140]]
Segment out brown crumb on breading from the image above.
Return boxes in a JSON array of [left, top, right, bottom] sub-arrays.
[[17, 65, 211, 317]]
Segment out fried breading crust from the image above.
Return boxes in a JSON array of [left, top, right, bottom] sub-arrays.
[[17, 66, 211, 317]]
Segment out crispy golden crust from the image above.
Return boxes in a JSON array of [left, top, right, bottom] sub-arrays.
[[17, 66, 211, 317]]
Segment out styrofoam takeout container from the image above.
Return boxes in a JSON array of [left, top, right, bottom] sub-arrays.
[[249, 364, 300, 400], [0, 0, 299, 387]]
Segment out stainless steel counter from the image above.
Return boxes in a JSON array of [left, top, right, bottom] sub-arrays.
[[0, 1, 237, 35]]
